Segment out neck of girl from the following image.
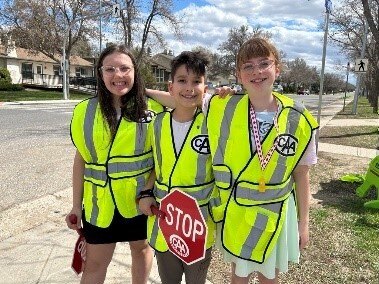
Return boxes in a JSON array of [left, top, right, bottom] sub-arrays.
[[248, 92, 277, 112]]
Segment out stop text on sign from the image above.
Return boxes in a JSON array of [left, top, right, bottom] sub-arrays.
[[165, 203, 205, 242]]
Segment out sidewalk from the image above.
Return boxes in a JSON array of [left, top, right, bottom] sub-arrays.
[[315, 96, 378, 159], [0, 186, 212, 284], [0, 94, 377, 284]]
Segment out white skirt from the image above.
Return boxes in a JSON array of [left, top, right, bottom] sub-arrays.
[[215, 194, 300, 279]]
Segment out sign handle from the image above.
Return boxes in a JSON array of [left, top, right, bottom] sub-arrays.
[[151, 205, 166, 219]]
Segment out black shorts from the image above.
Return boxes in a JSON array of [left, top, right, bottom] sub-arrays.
[[82, 209, 148, 244]]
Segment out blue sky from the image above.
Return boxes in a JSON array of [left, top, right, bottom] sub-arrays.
[[142, 0, 353, 83]]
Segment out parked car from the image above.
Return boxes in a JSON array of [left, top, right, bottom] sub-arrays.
[[297, 89, 310, 95]]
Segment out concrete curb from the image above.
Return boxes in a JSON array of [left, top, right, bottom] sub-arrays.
[[318, 142, 378, 159]]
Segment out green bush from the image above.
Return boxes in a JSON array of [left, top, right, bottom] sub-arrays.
[[0, 67, 11, 83], [0, 81, 24, 91]]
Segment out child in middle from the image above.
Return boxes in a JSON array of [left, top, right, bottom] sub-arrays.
[[138, 51, 218, 284]]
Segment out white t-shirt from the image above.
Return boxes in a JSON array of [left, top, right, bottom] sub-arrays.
[[202, 93, 317, 166], [172, 118, 193, 153]]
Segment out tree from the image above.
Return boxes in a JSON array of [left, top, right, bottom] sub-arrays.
[[0, 0, 99, 63], [101, 0, 182, 65], [329, 0, 378, 113], [281, 58, 319, 92], [361, 0, 378, 113]]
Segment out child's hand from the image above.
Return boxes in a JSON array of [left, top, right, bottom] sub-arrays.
[[139, 197, 157, 216], [298, 220, 309, 250], [65, 207, 82, 230], [215, 86, 236, 98]]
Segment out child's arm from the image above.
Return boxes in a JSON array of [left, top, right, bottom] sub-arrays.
[[145, 86, 235, 110], [293, 164, 311, 250], [138, 170, 158, 216], [146, 88, 175, 109], [65, 150, 85, 230]]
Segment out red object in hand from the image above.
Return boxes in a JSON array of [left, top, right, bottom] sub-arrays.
[[69, 214, 86, 275], [69, 214, 83, 235], [151, 205, 166, 219]]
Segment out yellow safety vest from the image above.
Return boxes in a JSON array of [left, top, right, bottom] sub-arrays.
[[207, 93, 318, 263], [147, 110, 219, 252], [71, 97, 163, 228]]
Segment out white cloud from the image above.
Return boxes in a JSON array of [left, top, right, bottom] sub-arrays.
[[153, 0, 352, 80], [102, 0, 352, 82]]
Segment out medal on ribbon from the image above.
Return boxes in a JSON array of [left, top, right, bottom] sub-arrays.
[[250, 100, 280, 193]]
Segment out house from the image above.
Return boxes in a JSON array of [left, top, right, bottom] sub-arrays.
[[149, 50, 174, 90], [0, 39, 94, 88]]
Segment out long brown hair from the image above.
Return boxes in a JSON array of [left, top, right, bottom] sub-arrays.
[[96, 44, 147, 138]]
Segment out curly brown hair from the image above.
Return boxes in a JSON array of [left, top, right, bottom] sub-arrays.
[[96, 44, 147, 138]]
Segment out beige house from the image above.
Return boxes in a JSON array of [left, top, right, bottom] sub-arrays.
[[149, 50, 174, 90], [0, 40, 93, 88]]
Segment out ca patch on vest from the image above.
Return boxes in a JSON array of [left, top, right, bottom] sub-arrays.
[[275, 134, 298, 156], [191, 135, 210, 154]]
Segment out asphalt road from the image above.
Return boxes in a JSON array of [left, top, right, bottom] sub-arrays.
[[0, 94, 346, 213], [0, 102, 77, 212]]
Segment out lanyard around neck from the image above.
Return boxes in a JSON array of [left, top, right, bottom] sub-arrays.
[[249, 100, 280, 191]]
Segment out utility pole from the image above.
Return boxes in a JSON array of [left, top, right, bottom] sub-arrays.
[[62, 9, 115, 100], [342, 62, 350, 112], [99, 0, 102, 54], [315, 0, 332, 153]]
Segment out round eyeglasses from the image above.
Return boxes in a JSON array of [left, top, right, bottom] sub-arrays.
[[240, 60, 275, 73], [100, 65, 134, 76]]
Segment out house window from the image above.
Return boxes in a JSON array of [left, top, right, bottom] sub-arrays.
[[21, 63, 33, 79], [81, 68, 88, 76], [75, 67, 88, 77], [36, 65, 43, 75], [155, 68, 165, 83], [53, 65, 62, 76]]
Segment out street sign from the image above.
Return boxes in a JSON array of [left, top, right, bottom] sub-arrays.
[[354, 58, 368, 73], [159, 190, 207, 265], [112, 4, 121, 17]]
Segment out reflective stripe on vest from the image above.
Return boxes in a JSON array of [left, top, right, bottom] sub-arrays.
[[154, 180, 215, 205], [84, 164, 107, 186], [222, 198, 288, 263]]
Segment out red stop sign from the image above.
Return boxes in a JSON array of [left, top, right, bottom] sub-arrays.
[[159, 190, 208, 265]]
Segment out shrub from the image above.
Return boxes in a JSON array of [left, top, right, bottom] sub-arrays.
[[0, 81, 24, 91], [0, 67, 12, 83]]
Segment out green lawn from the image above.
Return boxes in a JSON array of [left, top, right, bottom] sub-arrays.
[[320, 126, 378, 149], [0, 89, 92, 101], [335, 96, 378, 119]]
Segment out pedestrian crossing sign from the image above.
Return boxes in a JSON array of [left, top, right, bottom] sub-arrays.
[[354, 58, 368, 73], [112, 4, 121, 17]]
